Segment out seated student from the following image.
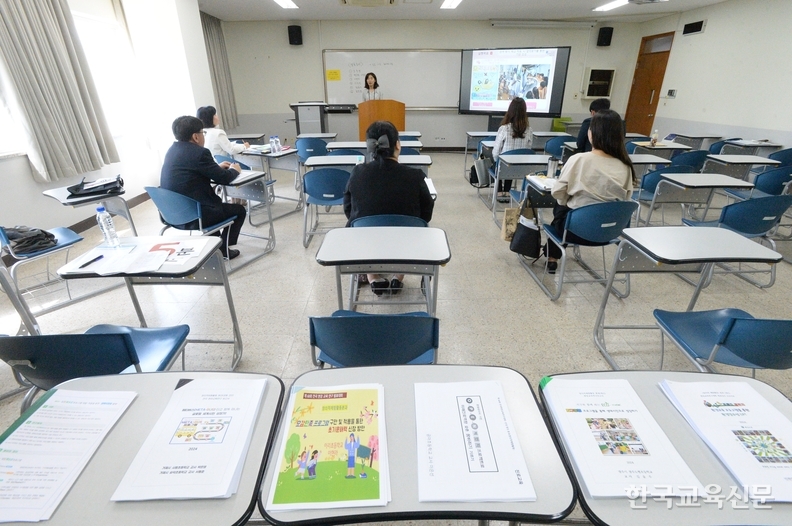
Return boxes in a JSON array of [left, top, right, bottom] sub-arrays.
[[343, 120, 434, 296], [547, 109, 636, 273], [160, 116, 246, 260], [196, 105, 249, 158], [492, 97, 533, 200], [576, 98, 611, 153]]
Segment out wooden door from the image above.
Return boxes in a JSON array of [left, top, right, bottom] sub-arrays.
[[624, 32, 674, 135]]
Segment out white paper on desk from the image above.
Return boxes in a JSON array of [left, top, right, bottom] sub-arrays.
[[0, 389, 136, 523], [112, 378, 266, 501], [414, 381, 536, 502], [527, 174, 555, 192], [661, 380, 792, 502], [148, 239, 207, 266], [244, 144, 271, 154], [542, 378, 703, 498]]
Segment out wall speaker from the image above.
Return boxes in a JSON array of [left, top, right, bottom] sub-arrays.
[[288, 25, 302, 46], [597, 27, 613, 47]]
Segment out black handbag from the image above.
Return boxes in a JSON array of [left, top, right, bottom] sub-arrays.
[[67, 175, 124, 198], [509, 197, 542, 259]]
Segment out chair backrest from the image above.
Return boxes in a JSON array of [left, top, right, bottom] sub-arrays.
[[145, 186, 202, 228], [400, 147, 420, 156], [718, 318, 792, 370], [296, 138, 328, 163], [769, 148, 792, 167], [753, 166, 792, 195], [327, 148, 363, 156], [640, 165, 695, 194], [544, 136, 567, 159], [718, 195, 792, 236], [709, 137, 741, 154], [0, 226, 9, 249], [0, 267, 41, 336], [564, 201, 639, 244], [670, 150, 709, 172], [309, 313, 439, 367], [399, 134, 420, 141], [303, 168, 350, 200], [625, 141, 639, 154], [350, 214, 428, 228], [0, 333, 140, 391], [214, 154, 250, 170]]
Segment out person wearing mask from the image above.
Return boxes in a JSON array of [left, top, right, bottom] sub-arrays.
[[547, 109, 636, 273], [343, 120, 434, 295], [361, 72, 382, 101], [576, 98, 611, 153], [160, 116, 246, 260], [492, 97, 533, 200]]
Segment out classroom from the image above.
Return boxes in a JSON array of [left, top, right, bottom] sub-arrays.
[[1, 0, 792, 524]]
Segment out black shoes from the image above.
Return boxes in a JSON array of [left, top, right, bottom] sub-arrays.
[[222, 248, 240, 260], [371, 280, 389, 296], [547, 261, 558, 274], [389, 278, 403, 295]]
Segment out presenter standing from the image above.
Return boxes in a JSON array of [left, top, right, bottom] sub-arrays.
[[361, 72, 383, 101]]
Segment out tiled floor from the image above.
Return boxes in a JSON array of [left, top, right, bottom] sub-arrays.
[[2, 153, 792, 525]]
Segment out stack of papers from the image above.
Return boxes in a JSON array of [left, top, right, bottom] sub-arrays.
[[542, 378, 702, 498], [266, 384, 389, 511], [66, 240, 207, 276], [244, 144, 271, 154], [414, 381, 536, 502], [661, 380, 792, 501], [0, 390, 136, 522], [527, 175, 555, 192], [112, 378, 266, 501]]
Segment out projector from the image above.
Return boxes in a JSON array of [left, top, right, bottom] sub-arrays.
[[628, 0, 669, 4]]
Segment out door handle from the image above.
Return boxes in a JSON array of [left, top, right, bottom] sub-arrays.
[[648, 114, 654, 117], [649, 89, 655, 105]]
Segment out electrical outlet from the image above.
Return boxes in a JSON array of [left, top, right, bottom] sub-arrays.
[[434, 137, 446, 141]]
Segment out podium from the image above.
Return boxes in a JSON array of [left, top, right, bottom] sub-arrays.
[[289, 102, 329, 134], [358, 100, 405, 140]]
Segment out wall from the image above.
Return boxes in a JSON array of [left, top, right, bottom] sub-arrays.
[[221, 19, 643, 147]]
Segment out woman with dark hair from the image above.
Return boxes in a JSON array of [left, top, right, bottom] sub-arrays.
[[343, 120, 434, 295], [361, 72, 382, 101], [492, 97, 533, 198], [196, 105, 248, 158], [546, 109, 636, 272]]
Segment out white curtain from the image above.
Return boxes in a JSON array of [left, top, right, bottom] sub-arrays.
[[200, 11, 239, 129], [0, 0, 118, 182]]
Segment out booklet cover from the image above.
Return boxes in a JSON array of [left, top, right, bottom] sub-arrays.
[[543, 378, 703, 498], [414, 381, 536, 502], [661, 380, 792, 501], [266, 384, 388, 511]]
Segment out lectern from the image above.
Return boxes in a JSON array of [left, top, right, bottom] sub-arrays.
[[289, 102, 329, 134], [358, 100, 405, 140]]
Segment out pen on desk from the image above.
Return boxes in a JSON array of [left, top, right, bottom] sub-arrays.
[[78, 254, 104, 268]]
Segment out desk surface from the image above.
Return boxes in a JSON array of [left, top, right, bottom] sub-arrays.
[[707, 154, 782, 165], [674, 133, 722, 139], [43, 186, 126, 206], [304, 155, 432, 167], [660, 173, 754, 189], [620, 226, 782, 265], [327, 140, 423, 149], [296, 133, 337, 140], [542, 370, 792, 526], [260, 365, 575, 525], [228, 170, 267, 186], [58, 236, 221, 279], [633, 141, 692, 150], [226, 132, 265, 141], [630, 154, 671, 165], [533, 131, 572, 137], [499, 154, 552, 164], [725, 139, 783, 148], [315, 227, 450, 267], [466, 130, 495, 137], [9, 372, 284, 526]]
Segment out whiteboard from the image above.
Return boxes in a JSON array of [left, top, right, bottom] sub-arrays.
[[323, 49, 461, 109]]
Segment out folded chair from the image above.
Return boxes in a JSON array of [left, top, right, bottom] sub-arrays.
[[309, 310, 439, 368], [522, 201, 638, 301], [654, 308, 792, 377]]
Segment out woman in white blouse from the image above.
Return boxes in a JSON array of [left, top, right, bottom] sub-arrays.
[[196, 106, 248, 158], [361, 72, 383, 102]]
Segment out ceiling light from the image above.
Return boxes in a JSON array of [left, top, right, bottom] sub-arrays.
[[593, 0, 628, 11], [440, 0, 464, 9], [273, 0, 299, 8]]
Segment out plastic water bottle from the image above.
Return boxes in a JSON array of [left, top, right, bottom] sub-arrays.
[[96, 206, 120, 247], [274, 136, 282, 153], [650, 129, 659, 147], [269, 136, 276, 153]]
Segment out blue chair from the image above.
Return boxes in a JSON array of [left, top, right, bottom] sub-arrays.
[[631, 165, 695, 226], [302, 168, 350, 248], [0, 266, 189, 413], [399, 134, 420, 141], [214, 154, 250, 170], [400, 147, 420, 156], [350, 214, 427, 228], [626, 141, 640, 154], [309, 310, 439, 367], [670, 150, 709, 172], [543, 136, 567, 161], [654, 308, 792, 377], [522, 201, 638, 301], [769, 147, 792, 167], [0, 226, 83, 299], [484, 148, 536, 207], [682, 195, 792, 288], [708, 137, 741, 154], [724, 165, 792, 202], [295, 138, 328, 164], [327, 148, 364, 156]]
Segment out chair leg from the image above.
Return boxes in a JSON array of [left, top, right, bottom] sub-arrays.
[[20, 386, 41, 415], [659, 332, 665, 370]]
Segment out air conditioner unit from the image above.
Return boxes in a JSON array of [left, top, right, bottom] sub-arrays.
[[628, 0, 669, 4], [339, 0, 396, 6]]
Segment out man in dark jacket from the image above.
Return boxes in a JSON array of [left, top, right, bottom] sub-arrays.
[[160, 116, 246, 259], [576, 98, 611, 153]]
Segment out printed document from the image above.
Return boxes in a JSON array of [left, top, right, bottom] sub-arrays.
[[661, 380, 792, 501], [266, 384, 389, 511], [0, 389, 136, 523], [542, 378, 702, 498], [112, 378, 266, 501], [414, 381, 536, 502]]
